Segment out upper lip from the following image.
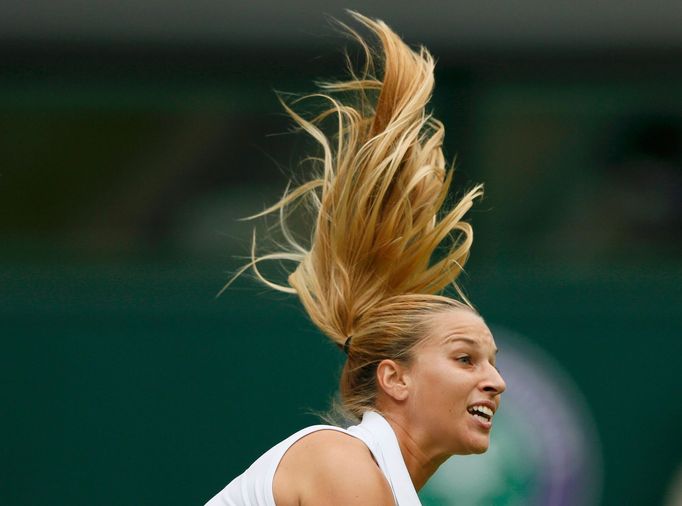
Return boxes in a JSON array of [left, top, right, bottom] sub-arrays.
[[467, 400, 497, 414]]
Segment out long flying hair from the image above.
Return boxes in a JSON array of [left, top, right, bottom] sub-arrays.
[[225, 11, 483, 419]]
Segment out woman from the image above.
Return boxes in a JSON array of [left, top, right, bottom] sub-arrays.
[[206, 11, 506, 506]]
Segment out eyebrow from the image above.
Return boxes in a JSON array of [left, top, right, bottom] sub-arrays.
[[446, 336, 499, 354]]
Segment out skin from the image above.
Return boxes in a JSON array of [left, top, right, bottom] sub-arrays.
[[375, 307, 506, 490], [273, 307, 506, 505]]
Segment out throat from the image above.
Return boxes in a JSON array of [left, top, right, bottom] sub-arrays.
[[381, 413, 448, 491]]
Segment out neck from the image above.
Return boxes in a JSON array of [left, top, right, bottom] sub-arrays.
[[381, 413, 448, 491]]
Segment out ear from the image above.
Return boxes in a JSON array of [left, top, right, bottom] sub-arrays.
[[376, 359, 409, 402]]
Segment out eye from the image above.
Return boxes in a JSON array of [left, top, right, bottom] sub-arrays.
[[457, 355, 472, 365]]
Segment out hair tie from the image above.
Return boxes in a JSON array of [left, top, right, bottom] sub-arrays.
[[343, 336, 352, 355]]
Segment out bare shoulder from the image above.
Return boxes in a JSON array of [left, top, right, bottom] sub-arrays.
[[273, 429, 394, 506]]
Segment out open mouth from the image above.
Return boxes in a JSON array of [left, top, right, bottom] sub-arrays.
[[467, 405, 493, 423]]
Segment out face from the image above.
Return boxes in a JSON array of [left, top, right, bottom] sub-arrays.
[[405, 308, 506, 457]]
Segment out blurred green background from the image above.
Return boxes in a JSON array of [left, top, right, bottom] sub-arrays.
[[1, 3, 681, 505]]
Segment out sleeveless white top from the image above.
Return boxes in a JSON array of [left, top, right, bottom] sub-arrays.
[[205, 411, 421, 506]]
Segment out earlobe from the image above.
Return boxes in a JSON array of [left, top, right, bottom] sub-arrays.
[[376, 359, 409, 402]]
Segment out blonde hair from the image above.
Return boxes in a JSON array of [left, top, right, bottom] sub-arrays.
[[226, 12, 483, 420]]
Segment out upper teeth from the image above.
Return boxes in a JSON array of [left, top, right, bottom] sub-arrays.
[[470, 405, 493, 417]]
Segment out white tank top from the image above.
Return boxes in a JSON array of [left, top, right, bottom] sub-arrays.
[[204, 411, 421, 506]]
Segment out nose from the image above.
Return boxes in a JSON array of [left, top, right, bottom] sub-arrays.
[[482, 363, 506, 395]]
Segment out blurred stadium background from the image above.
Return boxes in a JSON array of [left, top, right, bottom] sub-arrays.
[[1, 1, 681, 505]]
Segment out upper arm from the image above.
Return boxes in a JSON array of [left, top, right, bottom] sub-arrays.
[[274, 430, 395, 506], [302, 442, 395, 506]]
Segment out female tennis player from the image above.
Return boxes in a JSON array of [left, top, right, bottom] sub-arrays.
[[206, 11, 506, 506]]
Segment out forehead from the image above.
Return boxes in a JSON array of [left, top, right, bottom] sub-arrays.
[[424, 308, 496, 349]]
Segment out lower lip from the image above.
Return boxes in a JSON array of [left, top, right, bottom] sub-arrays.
[[468, 412, 492, 430]]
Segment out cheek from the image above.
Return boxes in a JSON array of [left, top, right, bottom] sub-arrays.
[[440, 377, 472, 412], [414, 367, 468, 412]]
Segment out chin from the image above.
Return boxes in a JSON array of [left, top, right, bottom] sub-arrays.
[[463, 437, 490, 455], [470, 444, 489, 455]]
